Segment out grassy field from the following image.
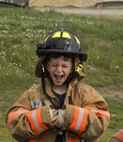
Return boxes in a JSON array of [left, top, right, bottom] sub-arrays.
[[0, 7, 123, 142]]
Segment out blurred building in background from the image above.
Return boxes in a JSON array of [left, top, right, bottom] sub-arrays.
[[0, 0, 123, 8], [29, 0, 123, 8]]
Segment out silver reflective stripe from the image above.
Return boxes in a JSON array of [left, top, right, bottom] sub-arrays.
[[74, 108, 84, 132], [16, 110, 29, 114], [8, 109, 29, 120], [32, 110, 44, 132], [91, 109, 110, 117]]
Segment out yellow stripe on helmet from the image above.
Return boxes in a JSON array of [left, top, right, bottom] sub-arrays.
[[62, 32, 71, 39], [74, 36, 80, 44], [52, 31, 71, 39], [52, 32, 61, 38], [44, 35, 50, 42], [46, 31, 80, 46]]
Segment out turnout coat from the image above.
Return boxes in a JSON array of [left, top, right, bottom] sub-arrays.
[[6, 79, 110, 142]]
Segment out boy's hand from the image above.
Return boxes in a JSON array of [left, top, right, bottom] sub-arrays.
[[41, 106, 58, 129], [52, 109, 65, 129]]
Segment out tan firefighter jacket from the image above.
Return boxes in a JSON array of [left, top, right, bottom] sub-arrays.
[[6, 79, 110, 142]]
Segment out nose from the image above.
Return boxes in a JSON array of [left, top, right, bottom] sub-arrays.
[[56, 66, 62, 73]]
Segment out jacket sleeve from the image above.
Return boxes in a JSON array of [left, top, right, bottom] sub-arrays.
[[6, 89, 51, 142], [64, 85, 110, 141]]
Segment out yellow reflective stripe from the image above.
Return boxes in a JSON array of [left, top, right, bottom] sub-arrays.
[[74, 36, 80, 44], [52, 32, 61, 38], [62, 32, 71, 39], [44, 35, 49, 42], [52, 32, 71, 39]]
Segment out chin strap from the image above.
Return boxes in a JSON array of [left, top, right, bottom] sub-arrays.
[[41, 64, 57, 108]]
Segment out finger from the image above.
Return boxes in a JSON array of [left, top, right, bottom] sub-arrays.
[[52, 116, 59, 126], [52, 115, 59, 121], [53, 119, 62, 128]]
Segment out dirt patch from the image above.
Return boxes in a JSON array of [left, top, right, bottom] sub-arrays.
[[96, 86, 123, 101]]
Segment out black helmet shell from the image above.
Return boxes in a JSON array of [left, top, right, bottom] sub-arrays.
[[36, 29, 87, 61]]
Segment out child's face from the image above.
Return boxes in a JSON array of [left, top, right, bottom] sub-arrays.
[[47, 56, 73, 86]]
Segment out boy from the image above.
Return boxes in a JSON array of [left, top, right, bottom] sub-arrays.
[[6, 29, 110, 142]]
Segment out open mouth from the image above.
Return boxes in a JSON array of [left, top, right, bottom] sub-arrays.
[[55, 75, 63, 80], [54, 74, 64, 83]]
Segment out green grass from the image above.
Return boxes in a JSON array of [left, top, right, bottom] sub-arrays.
[[0, 7, 123, 141]]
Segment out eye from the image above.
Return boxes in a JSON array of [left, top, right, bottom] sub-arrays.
[[52, 64, 57, 67], [62, 65, 68, 68]]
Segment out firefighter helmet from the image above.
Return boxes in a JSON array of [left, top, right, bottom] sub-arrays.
[[36, 29, 87, 61]]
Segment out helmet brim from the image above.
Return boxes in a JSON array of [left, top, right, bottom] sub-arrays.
[[36, 50, 87, 61]]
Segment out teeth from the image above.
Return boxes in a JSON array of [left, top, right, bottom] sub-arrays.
[[55, 75, 62, 80]]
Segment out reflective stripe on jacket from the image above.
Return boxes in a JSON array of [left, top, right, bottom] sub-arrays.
[[69, 107, 88, 134], [7, 107, 48, 135]]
